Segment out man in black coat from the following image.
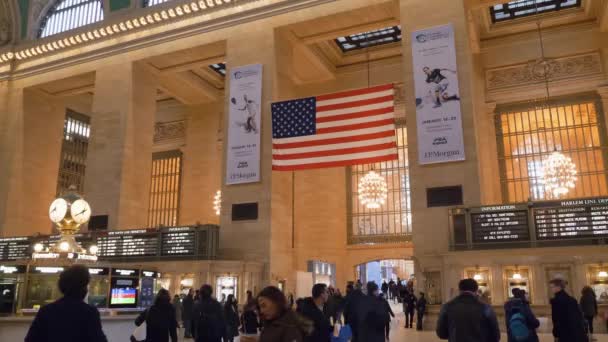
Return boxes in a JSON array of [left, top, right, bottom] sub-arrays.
[[182, 289, 195, 338], [25, 265, 107, 342], [549, 278, 589, 342], [193, 284, 226, 342], [344, 283, 364, 342], [436, 278, 500, 342], [298, 283, 332, 342]]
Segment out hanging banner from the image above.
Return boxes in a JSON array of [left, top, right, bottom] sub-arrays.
[[411, 24, 465, 164], [226, 64, 263, 185]]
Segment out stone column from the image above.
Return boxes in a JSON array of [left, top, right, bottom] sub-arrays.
[[399, 0, 484, 294], [598, 87, 608, 132], [85, 62, 156, 230]]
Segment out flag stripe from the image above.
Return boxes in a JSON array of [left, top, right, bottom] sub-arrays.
[[316, 95, 394, 112], [315, 107, 393, 124], [273, 124, 395, 145], [315, 101, 393, 118], [272, 154, 399, 171], [316, 84, 394, 102], [316, 113, 395, 129], [272, 136, 396, 155], [272, 148, 398, 166], [272, 142, 396, 160], [316, 89, 394, 107], [316, 119, 395, 135], [272, 130, 396, 150]]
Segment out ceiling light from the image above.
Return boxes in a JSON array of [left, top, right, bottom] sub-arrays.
[[358, 170, 388, 209], [599, 271, 608, 278], [512, 273, 523, 280], [59, 241, 70, 252], [89, 245, 99, 255], [214, 190, 222, 216], [473, 273, 483, 281], [34, 243, 44, 253]]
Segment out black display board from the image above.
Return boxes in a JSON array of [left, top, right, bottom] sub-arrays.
[[534, 198, 608, 240], [96, 229, 158, 258], [160, 227, 195, 256], [471, 205, 530, 243], [0, 237, 31, 261]]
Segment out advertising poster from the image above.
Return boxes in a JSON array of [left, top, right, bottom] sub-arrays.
[[226, 64, 263, 185], [411, 24, 465, 164]]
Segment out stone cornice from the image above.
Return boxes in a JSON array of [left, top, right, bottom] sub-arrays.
[[0, 0, 336, 81]]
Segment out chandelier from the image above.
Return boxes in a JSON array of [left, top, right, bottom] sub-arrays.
[[358, 170, 388, 209], [213, 190, 221, 216], [542, 151, 577, 198]]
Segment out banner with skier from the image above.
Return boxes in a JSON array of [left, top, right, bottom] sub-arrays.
[[411, 24, 466, 164]]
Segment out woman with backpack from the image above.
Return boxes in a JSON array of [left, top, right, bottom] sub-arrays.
[[133, 289, 178, 342], [580, 286, 598, 340], [504, 288, 539, 342]]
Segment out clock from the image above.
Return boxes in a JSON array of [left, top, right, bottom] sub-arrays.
[[70, 199, 91, 225], [49, 198, 68, 223]]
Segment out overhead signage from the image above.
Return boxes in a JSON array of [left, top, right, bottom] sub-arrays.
[[32, 266, 65, 274], [0, 236, 31, 261], [161, 227, 195, 256], [88, 267, 109, 275], [411, 23, 465, 164], [534, 198, 608, 240], [471, 205, 530, 243], [97, 229, 158, 258], [226, 63, 263, 185], [141, 270, 158, 278], [112, 268, 140, 277], [0, 265, 26, 274]]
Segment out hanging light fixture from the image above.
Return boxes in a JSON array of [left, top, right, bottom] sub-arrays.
[[213, 190, 222, 216], [358, 170, 388, 209], [542, 151, 577, 198]]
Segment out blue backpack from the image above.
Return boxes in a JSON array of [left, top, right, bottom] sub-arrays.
[[508, 311, 530, 341]]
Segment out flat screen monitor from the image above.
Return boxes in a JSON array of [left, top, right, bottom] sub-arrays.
[[110, 288, 138, 307]]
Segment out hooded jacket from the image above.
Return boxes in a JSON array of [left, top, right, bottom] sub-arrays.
[[260, 310, 313, 342]]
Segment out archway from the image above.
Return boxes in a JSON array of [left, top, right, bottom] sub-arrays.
[[355, 258, 414, 287]]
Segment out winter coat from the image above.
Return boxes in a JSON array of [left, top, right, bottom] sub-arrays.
[[504, 298, 539, 342], [382, 298, 395, 322], [551, 290, 589, 342], [381, 283, 389, 294], [343, 290, 364, 341], [182, 295, 195, 321], [580, 292, 598, 317], [193, 297, 226, 342], [357, 295, 387, 342], [135, 303, 178, 342], [403, 292, 417, 312], [224, 303, 240, 339], [436, 292, 500, 342], [241, 308, 260, 334], [297, 297, 332, 342], [25, 296, 107, 342], [418, 297, 428, 314], [259, 310, 312, 342]]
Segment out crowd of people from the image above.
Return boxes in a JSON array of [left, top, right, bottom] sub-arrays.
[[22, 264, 608, 342]]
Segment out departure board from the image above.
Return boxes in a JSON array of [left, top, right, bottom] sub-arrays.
[[160, 227, 196, 256], [471, 205, 530, 243], [534, 198, 608, 240], [0, 236, 30, 261], [96, 229, 158, 257]]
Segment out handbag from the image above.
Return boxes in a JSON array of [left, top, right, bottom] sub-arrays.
[[131, 310, 148, 342]]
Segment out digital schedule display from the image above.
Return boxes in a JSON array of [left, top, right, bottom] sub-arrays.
[[96, 229, 158, 258], [534, 198, 608, 240], [160, 227, 195, 256], [0, 237, 31, 261], [471, 205, 530, 243]]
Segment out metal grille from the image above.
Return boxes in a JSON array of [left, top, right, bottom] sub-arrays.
[[348, 123, 411, 244], [335, 26, 402, 53], [143, 0, 173, 7], [148, 150, 183, 227], [496, 95, 608, 202], [39, 0, 104, 38], [209, 63, 226, 76], [57, 110, 90, 196], [490, 0, 581, 23]]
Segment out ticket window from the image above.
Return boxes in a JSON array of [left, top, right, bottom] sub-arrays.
[[87, 268, 110, 308], [25, 267, 65, 309], [0, 265, 26, 314], [216, 276, 238, 303], [505, 268, 531, 303], [180, 276, 195, 296], [588, 266, 608, 304], [465, 268, 491, 304]]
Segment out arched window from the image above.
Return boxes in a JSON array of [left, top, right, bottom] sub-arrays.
[[39, 0, 104, 38], [143, 0, 173, 7]]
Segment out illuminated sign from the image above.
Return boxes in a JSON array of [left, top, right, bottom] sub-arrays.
[[33, 267, 65, 274], [0, 265, 26, 274], [112, 268, 139, 277]]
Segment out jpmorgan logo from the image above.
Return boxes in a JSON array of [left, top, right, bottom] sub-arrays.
[[432, 137, 448, 145]]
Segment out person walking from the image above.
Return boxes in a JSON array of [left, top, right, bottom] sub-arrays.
[[416, 292, 427, 331], [343, 283, 364, 342], [381, 281, 389, 296], [504, 288, 539, 342], [580, 286, 598, 341], [172, 295, 182, 328], [436, 278, 500, 342], [224, 294, 240, 342], [134, 289, 178, 342], [193, 284, 225, 342], [298, 283, 332, 342], [380, 293, 395, 340], [258, 286, 312, 342], [182, 289, 195, 339], [356, 282, 387, 342], [25, 265, 107, 342], [403, 289, 417, 329], [549, 278, 588, 342], [241, 295, 260, 338]]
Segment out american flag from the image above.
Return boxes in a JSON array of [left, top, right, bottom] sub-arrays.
[[271, 84, 398, 171]]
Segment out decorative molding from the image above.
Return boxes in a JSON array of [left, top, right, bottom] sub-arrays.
[[486, 52, 603, 91], [394, 82, 405, 105], [154, 120, 186, 144]]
